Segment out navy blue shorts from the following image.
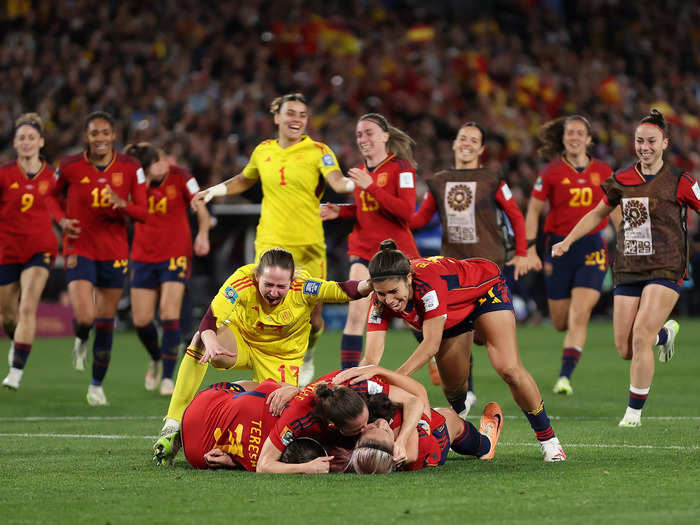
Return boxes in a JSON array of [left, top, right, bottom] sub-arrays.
[[131, 257, 191, 289], [614, 278, 682, 297], [0, 252, 54, 285], [414, 278, 514, 341], [544, 232, 607, 300], [65, 255, 128, 288]]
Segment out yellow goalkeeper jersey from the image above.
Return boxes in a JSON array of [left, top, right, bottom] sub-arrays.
[[242, 136, 340, 246], [210, 264, 353, 359]]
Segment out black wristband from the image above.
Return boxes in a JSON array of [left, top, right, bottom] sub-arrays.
[[527, 238, 537, 248]]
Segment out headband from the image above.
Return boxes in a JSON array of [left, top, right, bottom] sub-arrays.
[[15, 120, 42, 136], [360, 115, 389, 132], [639, 122, 666, 138], [370, 270, 409, 280]]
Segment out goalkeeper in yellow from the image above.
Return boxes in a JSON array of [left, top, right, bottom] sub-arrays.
[[191, 93, 355, 387], [153, 248, 371, 465]]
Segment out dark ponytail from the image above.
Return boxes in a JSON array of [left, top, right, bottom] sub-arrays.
[[314, 383, 365, 427], [123, 142, 160, 169], [639, 109, 668, 137], [368, 239, 411, 283]]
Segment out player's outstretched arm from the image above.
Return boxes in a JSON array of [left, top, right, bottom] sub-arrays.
[[257, 438, 333, 474], [191, 172, 256, 209], [326, 169, 356, 194]]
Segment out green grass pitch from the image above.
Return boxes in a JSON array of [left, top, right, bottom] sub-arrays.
[[2, 320, 699, 524]]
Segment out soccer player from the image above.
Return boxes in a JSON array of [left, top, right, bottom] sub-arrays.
[[1, 113, 62, 390], [552, 109, 691, 428], [153, 248, 373, 460], [410, 121, 536, 407], [191, 93, 354, 387], [361, 240, 566, 462], [54, 111, 147, 405], [524, 115, 615, 396], [124, 143, 210, 396], [320, 113, 420, 373]]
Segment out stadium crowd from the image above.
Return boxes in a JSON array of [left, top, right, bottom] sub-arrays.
[[2, 0, 700, 304]]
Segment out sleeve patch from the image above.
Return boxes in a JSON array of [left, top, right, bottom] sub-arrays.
[[281, 428, 295, 446], [534, 176, 543, 192], [367, 380, 383, 395], [303, 280, 322, 296], [692, 181, 700, 200], [501, 183, 513, 200], [368, 304, 384, 324], [322, 154, 336, 167], [136, 167, 146, 184], [399, 171, 414, 188], [421, 290, 439, 312], [186, 177, 200, 195], [224, 286, 239, 305]]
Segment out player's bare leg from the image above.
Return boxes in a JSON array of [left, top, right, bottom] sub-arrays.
[[68, 279, 96, 372]]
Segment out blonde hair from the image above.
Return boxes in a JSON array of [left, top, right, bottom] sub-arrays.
[[14, 112, 44, 136], [359, 113, 417, 168], [347, 440, 394, 474]]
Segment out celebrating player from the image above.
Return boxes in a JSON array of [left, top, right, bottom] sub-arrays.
[[320, 113, 420, 374], [552, 109, 690, 427], [191, 93, 354, 386], [360, 240, 566, 462], [153, 248, 372, 461], [124, 143, 210, 396], [410, 121, 535, 407], [54, 111, 147, 405], [1, 114, 62, 390], [524, 115, 615, 396]]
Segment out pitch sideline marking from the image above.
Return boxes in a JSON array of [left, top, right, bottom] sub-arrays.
[[0, 433, 698, 451]]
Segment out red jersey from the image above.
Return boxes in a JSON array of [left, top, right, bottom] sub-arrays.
[[55, 152, 147, 260], [182, 379, 282, 471], [530, 157, 612, 236], [0, 160, 60, 264], [268, 370, 390, 452], [366, 256, 502, 332], [337, 154, 420, 260], [131, 164, 200, 262], [390, 408, 449, 471]]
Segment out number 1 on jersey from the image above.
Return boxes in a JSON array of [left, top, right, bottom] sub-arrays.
[[279, 166, 287, 186]]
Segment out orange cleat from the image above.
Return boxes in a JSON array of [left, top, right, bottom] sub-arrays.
[[478, 402, 503, 460], [428, 358, 442, 386]]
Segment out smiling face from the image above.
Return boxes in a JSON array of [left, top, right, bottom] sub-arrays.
[[274, 100, 308, 145], [85, 118, 116, 162], [453, 125, 484, 168], [356, 119, 389, 164], [635, 123, 668, 170], [372, 276, 413, 313], [562, 119, 591, 158], [13, 124, 44, 160], [256, 265, 293, 307]]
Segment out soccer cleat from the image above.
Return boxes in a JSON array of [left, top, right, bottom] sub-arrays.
[[478, 402, 503, 460], [428, 357, 441, 386], [145, 360, 163, 391], [299, 349, 315, 388], [618, 407, 642, 427], [72, 337, 88, 372], [657, 319, 679, 363], [153, 423, 182, 466], [7, 341, 14, 367], [2, 367, 22, 391], [159, 378, 175, 396], [553, 376, 573, 395], [540, 436, 566, 462], [86, 384, 108, 406], [458, 391, 478, 419]]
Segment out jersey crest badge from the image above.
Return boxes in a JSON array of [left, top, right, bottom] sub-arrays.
[[322, 154, 335, 167], [590, 172, 601, 185], [224, 286, 239, 305], [111, 172, 123, 187], [303, 280, 321, 296], [166, 185, 177, 199], [38, 180, 50, 194], [377, 172, 388, 187], [278, 309, 293, 324]]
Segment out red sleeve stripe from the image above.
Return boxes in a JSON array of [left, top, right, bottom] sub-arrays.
[[233, 282, 255, 292], [680, 172, 695, 184], [231, 277, 253, 286]]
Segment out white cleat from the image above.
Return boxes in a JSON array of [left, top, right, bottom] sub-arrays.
[[2, 367, 22, 391], [159, 378, 175, 396], [458, 391, 478, 419], [299, 350, 315, 387], [553, 376, 573, 395], [618, 407, 642, 427], [657, 319, 679, 363], [540, 436, 567, 462], [87, 384, 108, 406], [73, 338, 89, 371], [145, 360, 163, 391], [7, 341, 14, 367]]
